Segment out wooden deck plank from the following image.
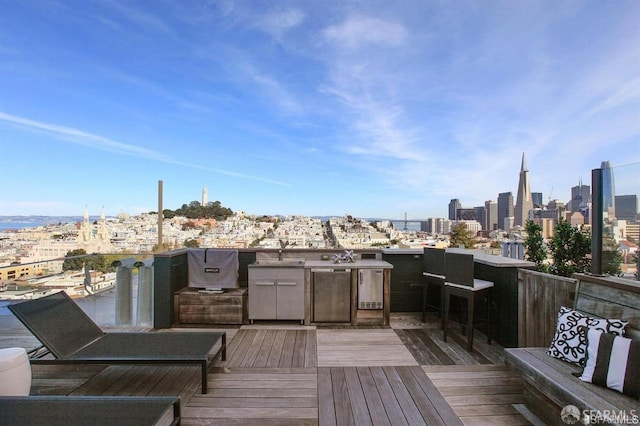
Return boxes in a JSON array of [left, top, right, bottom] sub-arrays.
[[382, 366, 426, 426], [230, 329, 257, 367], [356, 367, 390, 426], [182, 420, 317, 426], [407, 365, 464, 426], [395, 366, 458, 426], [413, 328, 459, 365], [422, 364, 510, 373], [182, 407, 318, 419], [153, 365, 199, 397], [305, 329, 317, 368], [187, 397, 317, 408], [446, 393, 526, 406], [369, 367, 409, 426], [237, 329, 259, 368], [266, 329, 287, 367], [68, 365, 132, 396], [241, 329, 268, 367], [130, 366, 172, 396], [252, 330, 274, 368], [317, 330, 418, 367], [203, 388, 318, 398], [100, 365, 146, 395], [317, 368, 337, 426], [184, 366, 318, 424], [278, 330, 297, 367], [425, 329, 480, 365], [423, 364, 529, 425], [223, 328, 249, 364], [436, 384, 523, 396], [330, 368, 355, 426], [395, 329, 456, 365], [460, 414, 532, 425], [30, 364, 106, 395], [410, 328, 454, 365], [453, 404, 522, 417], [291, 329, 307, 367], [343, 367, 373, 426], [210, 367, 313, 375], [206, 379, 316, 389], [209, 372, 315, 381]]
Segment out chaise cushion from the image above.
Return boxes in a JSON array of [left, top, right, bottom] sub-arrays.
[[547, 306, 627, 366], [579, 328, 640, 399]]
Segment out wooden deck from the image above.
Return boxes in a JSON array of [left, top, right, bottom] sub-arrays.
[[15, 313, 531, 425]]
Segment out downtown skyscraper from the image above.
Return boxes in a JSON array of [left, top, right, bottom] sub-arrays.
[[514, 153, 533, 227], [601, 161, 615, 218]]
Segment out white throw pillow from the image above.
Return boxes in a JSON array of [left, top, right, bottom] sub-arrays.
[[579, 328, 640, 399], [547, 306, 627, 366]]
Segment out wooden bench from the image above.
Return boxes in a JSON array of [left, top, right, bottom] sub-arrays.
[[505, 274, 640, 425]]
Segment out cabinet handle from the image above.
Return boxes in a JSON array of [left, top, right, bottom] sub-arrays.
[[277, 281, 298, 286], [254, 281, 275, 286]]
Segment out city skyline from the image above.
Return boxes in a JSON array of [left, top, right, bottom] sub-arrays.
[[1, 1, 639, 218]]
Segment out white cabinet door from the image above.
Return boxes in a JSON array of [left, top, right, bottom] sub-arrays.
[[276, 280, 304, 320], [249, 279, 276, 319], [249, 267, 304, 321]]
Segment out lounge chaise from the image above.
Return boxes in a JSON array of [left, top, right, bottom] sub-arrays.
[[8, 291, 225, 394], [0, 396, 180, 426]]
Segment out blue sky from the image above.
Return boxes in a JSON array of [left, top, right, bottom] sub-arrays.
[[1, 1, 638, 219]]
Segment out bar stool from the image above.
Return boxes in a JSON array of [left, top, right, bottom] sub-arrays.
[[442, 252, 493, 352], [422, 247, 445, 327]]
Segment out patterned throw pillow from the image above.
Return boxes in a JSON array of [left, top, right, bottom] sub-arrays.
[[547, 306, 627, 366], [579, 328, 640, 399]]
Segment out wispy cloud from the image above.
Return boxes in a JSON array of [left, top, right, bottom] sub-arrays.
[[323, 15, 408, 51], [257, 8, 305, 40], [0, 112, 291, 187], [587, 76, 640, 118], [102, 0, 173, 35]]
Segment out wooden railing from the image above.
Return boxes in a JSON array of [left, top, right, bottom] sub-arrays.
[[517, 269, 577, 347]]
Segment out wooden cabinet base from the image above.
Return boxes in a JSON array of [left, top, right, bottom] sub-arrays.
[[174, 288, 248, 325]]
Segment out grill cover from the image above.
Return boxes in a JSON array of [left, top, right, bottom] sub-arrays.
[[187, 248, 239, 289]]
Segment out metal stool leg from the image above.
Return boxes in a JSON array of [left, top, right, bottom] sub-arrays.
[[422, 281, 428, 323], [486, 290, 492, 345], [443, 287, 450, 342], [467, 292, 475, 352]]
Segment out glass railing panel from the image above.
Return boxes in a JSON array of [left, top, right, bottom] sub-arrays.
[[0, 253, 155, 327]]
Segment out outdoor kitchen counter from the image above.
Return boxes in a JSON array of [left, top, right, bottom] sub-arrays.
[[304, 260, 393, 269], [305, 260, 393, 326]]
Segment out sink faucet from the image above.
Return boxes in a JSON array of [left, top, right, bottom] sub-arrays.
[[332, 250, 355, 264], [278, 239, 287, 260]]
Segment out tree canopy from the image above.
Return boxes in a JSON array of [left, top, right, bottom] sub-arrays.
[[602, 230, 622, 276], [548, 219, 591, 277], [62, 249, 110, 273], [523, 220, 547, 272], [449, 223, 477, 249], [152, 200, 233, 220]]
